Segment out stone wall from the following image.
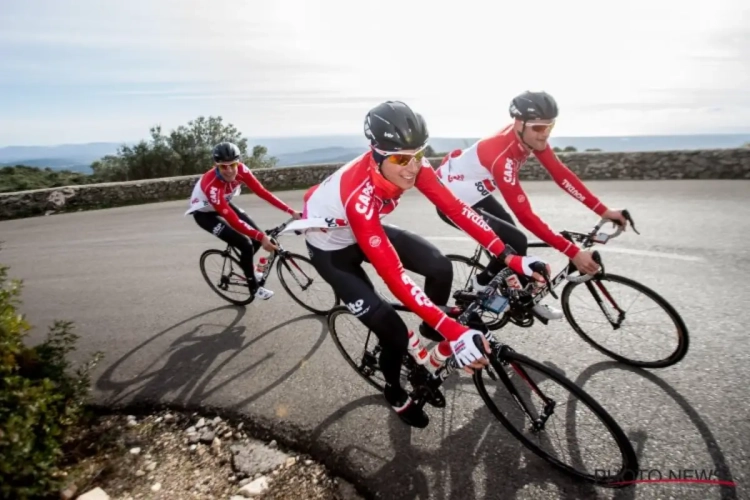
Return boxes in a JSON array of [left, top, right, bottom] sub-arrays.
[[1, 148, 748, 221]]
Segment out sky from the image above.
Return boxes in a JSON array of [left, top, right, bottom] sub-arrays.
[[1, 0, 749, 146]]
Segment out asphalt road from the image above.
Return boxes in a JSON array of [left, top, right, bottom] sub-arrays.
[[1, 179, 749, 500]]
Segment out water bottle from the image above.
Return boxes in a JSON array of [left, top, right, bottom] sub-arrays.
[[255, 256, 269, 276]]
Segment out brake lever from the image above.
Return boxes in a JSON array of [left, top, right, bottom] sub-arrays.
[[592, 250, 606, 276], [529, 261, 557, 299], [622, 209, 640, 235]]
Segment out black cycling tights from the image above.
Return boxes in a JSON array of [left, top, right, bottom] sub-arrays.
[[193, 202, 263, 291], [436, 195, 529, 286], [307, 225, 453, 388]]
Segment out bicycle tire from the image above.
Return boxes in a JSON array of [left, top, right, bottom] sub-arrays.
[[275, 251, 340, 315], [446, 254, 509, 331], [328, 305, 387, 393], [199, 249, 255, 306], [473, 348, 638, 486], [561, 273, 689, 368]]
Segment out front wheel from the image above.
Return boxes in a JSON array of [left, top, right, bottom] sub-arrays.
[[473, 347, 638, 486], [561, 273, 689, 368], [276, 252, 340, 315]]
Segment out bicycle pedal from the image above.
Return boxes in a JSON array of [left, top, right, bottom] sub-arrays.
[[425, 388, 446, 408]]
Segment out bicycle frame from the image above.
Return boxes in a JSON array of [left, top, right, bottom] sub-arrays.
[[218, 216, 313, 289], [468, 208, 638, 303]]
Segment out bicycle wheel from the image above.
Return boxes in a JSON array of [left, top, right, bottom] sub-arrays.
[[560, 273, 689, 368], [446, 254, 509, 331], [327, 305, 412, 393], [473, 348, 638, 486], [199, 249, 254, 306], [276, 252, 340, 315]]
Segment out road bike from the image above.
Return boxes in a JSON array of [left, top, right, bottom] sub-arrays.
[[199, 216, 340, 314], [446, 209, 689, 369], [327, 260, 639, 487]]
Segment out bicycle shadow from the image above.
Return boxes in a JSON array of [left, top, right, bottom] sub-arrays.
[[95, 305, 327, 411], [309, 363, 612, 500], [571, 361, 738, 500]]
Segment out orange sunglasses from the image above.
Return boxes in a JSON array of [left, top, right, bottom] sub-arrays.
[[374, 147, 427, 166], [527, 121, 556, 133]]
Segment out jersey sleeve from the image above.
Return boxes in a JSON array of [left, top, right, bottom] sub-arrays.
[[203, 179, 265, 242], [415, 161, 506, 257], [344, 184, 464, 342], [479, 142, 580, 259], [534, 147, 608, 216], [237, 165, 297, 215]]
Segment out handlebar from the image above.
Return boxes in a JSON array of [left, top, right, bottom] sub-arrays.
[[566, 250, 605, 283], [586, 208, 639, 245]]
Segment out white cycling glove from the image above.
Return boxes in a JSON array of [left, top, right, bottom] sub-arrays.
[[449, 329, 487, 368]]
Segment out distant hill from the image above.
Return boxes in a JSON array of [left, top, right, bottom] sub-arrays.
[[2, 134, 749, 172]]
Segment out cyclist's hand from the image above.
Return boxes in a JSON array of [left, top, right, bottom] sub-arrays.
[[505, 255, 549, 283], [291, 211, 303, 220], [449, 329, 490, 374], [572, 250, 600, 275], [260, 234, 279, 252], [602, 209, 627, 229]]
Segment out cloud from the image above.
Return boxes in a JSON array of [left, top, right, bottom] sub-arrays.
[[2, 0, 750, 143]]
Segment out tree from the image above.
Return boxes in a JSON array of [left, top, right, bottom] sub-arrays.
[[89, 116, 277, 182]]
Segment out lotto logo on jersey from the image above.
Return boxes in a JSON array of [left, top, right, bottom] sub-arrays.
[[402, 273, 433, 308], [461, 206, 492, 232], [448, 174, 464, 182], [209, 186, 219, 204]]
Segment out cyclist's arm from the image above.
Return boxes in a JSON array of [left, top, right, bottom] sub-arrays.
[[534, 147, 609, 216], [237, 165, 297, 215], [414, 161, 506, 257], [204, 181, 265, 242], [344, 194, 466, 342], [481, 145, 580, 259]]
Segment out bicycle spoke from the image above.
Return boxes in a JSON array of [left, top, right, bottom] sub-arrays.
[[562, 274, 689, 368]]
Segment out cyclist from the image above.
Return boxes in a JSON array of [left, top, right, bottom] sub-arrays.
[[185, 141, 302, 300], [294, 101, 550, 428], [435, 90, 627, 320]]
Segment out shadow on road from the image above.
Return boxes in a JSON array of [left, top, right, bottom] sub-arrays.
[[308, 366, 622, 500], [306, 357, 738, 500], [95, 305, 327, 411], [572, 361, 738, 500]]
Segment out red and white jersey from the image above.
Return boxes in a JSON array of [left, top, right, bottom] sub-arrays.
[[185, 163, 296, 241], [293, 150, 508, 341], [435, 124, 609, 259]]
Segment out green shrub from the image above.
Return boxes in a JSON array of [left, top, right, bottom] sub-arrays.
[[0, 253, 104, 499]]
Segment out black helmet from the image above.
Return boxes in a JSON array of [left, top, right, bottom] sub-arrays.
[[212, 141, 241, 163], [364, 101, 429, 152], [509, 91, 559, 121]]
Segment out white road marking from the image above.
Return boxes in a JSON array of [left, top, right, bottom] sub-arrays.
[[423, 236, 705, 262]]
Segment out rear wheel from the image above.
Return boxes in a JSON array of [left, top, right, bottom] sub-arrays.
[[199, 249, 254, 306]]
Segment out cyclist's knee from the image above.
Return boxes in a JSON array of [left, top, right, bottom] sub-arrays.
[[366, 300, 408, 353]]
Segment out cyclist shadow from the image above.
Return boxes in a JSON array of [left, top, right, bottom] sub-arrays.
[[311, 362, 609, 500], [95, 305, 327, 411], [572, 361, 738, 500]]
